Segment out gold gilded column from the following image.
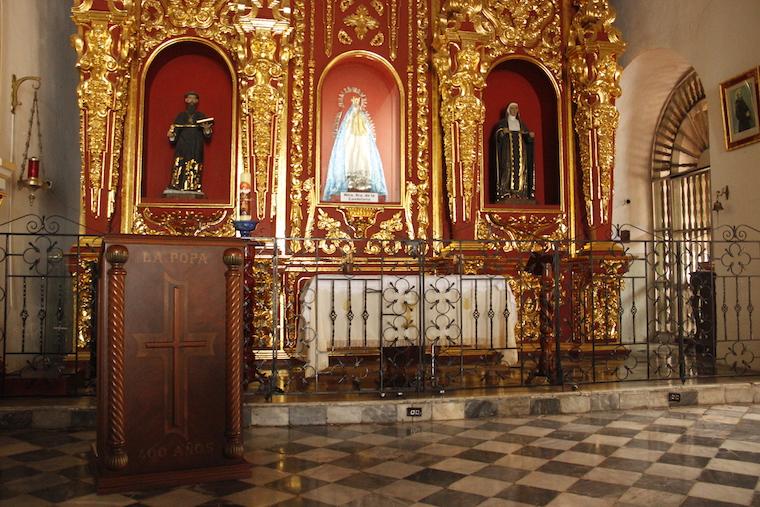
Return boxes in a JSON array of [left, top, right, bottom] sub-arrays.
[[72, 1, 135, 223], [433, 2, 487, 224], [239, 24, 291, 221], [568, 0, 625, 241]]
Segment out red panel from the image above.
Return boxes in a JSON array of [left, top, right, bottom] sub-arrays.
[[142, 42, 233, 203], [482, 59, 561, 207], [318, 56, 401, 204]]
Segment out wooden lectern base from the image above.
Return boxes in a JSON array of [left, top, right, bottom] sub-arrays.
[[96, 236, 249, 494], [93, 445, 250, 494]]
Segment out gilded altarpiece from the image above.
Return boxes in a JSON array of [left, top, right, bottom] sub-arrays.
[[433, 0, 568, 248], [71, 0, 630, 367], [72, 0, 293, 238], [286, 0, 430, 257], [71, 0, 625, 250]]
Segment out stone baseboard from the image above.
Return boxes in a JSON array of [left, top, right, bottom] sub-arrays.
[[3, 380, 760, 430], [246, 380, 760, 427]]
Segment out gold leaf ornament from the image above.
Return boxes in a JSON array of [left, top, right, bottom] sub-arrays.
[[344, 5, 379, 40]]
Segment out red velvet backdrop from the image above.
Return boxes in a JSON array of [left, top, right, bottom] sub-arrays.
[[483, 59, 560, 207], [319, 56, 401, 204], [142, 42, 233, 203]]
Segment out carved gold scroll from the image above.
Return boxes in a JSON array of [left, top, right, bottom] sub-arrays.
[[571, 257, 629, 344], [476, 212, 568, 252], [568, 0, 625, 237]]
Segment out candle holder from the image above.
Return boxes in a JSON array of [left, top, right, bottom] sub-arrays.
[[18, 157, 52, 204], [232, 219, 259, 239]]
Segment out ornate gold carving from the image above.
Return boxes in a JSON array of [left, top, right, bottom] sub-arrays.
[[340, 0, 355, 12], [414, 0, 431, 240], [405, 0, 414, 238], [71, 9, 133, 219], [132, 207, 235, 237], [344, 5, 379, 40], [371, 0, 384, 15], [74, 21, 113, 217], [302, 178, 317, 251], [431, 0, 564, 233], [135, 0, 244, 59], [366, 212, 404, 255], [138, 1, 183, 58], [165, 0, 218, 29], [299, 4, 317, 246], [316, 209, 353, 254], [74, 255, 98, 351], [461, 259, 484, 274], [476, 213, 568, 251], [482, 0, 561, 80], [433, 42, 486, 223], [288, 0, 307, 247], [324, 0, 334, 56], [241, 29, 289, 220], [338, 207, 380, 239], [435, 1, 562, 80], [253, 259, 274, 348], [508, 271, 541, 343], [282, 271, 300, 350], [338, 29, 353, 45], [388, 0, 398, 61], [573, 258, 628, 343], [568, 0, 625, 227], [370, 32, 385, 46]]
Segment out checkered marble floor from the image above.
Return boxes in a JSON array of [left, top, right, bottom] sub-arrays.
[[3, 405, 760, 506]]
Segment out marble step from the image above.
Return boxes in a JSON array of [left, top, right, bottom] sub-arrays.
[[1, 379, 759, 431]]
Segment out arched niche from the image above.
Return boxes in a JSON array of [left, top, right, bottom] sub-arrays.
[[140, 40, 235, 204], [317, 51, 404, 205], [482, 58, 560, 207]]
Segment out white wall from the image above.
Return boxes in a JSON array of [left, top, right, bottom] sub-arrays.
[[611, 0, 760, 231], [0, 0, 79, 230], [612, 0, 760, 367], [0, 0, 80, 373], [614, 49, 691, 239]]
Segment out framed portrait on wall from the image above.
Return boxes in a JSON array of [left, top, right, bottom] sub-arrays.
[[720, 67, 760, 151]]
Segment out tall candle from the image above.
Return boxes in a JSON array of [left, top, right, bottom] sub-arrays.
[[27, 157, 40, 179]]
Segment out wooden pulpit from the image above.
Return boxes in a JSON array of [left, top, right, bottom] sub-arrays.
[[94, 235, 250, 493]]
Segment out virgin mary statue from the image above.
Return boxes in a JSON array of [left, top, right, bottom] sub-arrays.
[[323, 95, 387, 201]]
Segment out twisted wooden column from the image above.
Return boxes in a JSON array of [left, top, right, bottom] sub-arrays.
[[223, 248, 244, 459], [538, 260, 555, 381], [105, 244, 129, 470]]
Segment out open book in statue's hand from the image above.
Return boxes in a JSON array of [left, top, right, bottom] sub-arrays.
[[172, 117, 215, 128]]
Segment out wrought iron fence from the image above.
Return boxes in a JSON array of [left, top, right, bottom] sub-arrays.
[[246, 225, 760, 397], [1, 216, 757, 399], [0, 215, 101, 397]]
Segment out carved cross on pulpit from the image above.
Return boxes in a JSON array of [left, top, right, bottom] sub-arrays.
[[135, 275, 214, 440]]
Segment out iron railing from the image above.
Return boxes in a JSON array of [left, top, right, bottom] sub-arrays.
[[245, 225, 760, 397], [0, 215, 101, 397], [1, 216, 757, 398]]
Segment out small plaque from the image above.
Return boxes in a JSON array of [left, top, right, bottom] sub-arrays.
[[407, 407, 423, 417], [668, 392, 681, 403], [340, 191, 379, 203], [162, 189, 206, 199]]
